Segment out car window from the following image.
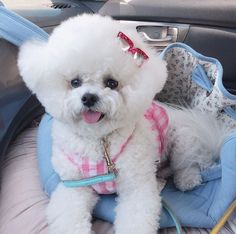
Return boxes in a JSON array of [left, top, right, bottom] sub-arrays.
[[2, 0, 52, 8]]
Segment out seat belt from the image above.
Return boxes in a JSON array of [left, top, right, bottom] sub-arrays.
[[0, 6, 48, 46]]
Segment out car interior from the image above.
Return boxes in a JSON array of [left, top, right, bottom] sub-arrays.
[[0, 0, 236, 233]]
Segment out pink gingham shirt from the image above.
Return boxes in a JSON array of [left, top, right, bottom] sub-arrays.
[[67, 102, 169, 194]]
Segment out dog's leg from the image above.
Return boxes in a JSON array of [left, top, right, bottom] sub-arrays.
[[165, 107, 227, 191], [47, 183, 98, 234], [173, 167, 202, 191], [167, 128, 203, 191], [114, 168, 161, 234]]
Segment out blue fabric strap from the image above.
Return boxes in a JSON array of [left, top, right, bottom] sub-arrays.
[[63, 173, 116, 188], [224, 107, 236, 121], [192, 64, 213, 92], [192, 63, 236, 120], [0, 6, 48, 46]]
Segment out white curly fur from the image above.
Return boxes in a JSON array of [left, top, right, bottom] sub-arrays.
[[18, 14, 167, 234], [17, 13, 233, 234], [160, 104, 236, 191]]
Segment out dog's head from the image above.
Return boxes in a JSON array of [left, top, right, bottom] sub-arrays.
[[18, 14, 167, 137]]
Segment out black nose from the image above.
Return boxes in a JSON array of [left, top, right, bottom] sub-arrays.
[[81, 93, 99, 107]]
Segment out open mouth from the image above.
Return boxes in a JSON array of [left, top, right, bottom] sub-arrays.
[[82, 110, 105, 124]]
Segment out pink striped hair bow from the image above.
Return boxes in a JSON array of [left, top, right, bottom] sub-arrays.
[[117, 31, 149, 67]]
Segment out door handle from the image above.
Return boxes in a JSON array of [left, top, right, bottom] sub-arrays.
[[139, 31, 172, 43], [136, 25, 178, 51], [119, 21, 189, 52]]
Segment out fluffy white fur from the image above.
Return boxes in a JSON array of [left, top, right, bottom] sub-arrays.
[[18, 13, 233, 234], [18, 14, 166, 234], [162, 105, 236, 191]]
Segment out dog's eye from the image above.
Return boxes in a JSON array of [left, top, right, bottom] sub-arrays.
[[104, 78, 118, 90], [71, 78, 82, 88]]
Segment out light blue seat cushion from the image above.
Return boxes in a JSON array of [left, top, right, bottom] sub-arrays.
[[38, 114, 236, 228]]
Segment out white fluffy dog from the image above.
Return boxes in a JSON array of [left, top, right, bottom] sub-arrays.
[[18, 14, 231, 234], [18, 14, 167, 234]]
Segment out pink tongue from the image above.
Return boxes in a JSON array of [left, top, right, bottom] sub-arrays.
[[82, 111, 102, 124]]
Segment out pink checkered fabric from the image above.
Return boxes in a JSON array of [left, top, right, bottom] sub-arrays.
[[144, 102, 169, 154], [67, 135, 132, 194], [67, 102, 169, 194]]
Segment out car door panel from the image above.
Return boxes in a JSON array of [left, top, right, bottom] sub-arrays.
[[99, 0, 236, 28], [100, 0, 236, 93]]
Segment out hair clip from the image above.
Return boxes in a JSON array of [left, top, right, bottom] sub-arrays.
[[117, 31, 149, 67]]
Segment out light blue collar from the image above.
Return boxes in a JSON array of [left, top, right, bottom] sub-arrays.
[[63, 173, 116, 188]]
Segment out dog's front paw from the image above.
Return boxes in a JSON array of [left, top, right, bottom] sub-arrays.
[[47, 184, 97, 234], [47, 203, 93, 234], [48, 223, 93, 234], [173, 167, 202, 191], [115, 186, 161, 234]]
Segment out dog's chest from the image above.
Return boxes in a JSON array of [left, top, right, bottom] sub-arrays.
[[61, 130, 134, 194], [66, 132, 132, 162]]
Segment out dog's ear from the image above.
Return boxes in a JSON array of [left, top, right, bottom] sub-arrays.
[[121, 54, 167, 118], [18, 39, 48, 94], [132, 55, 167, 101]]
